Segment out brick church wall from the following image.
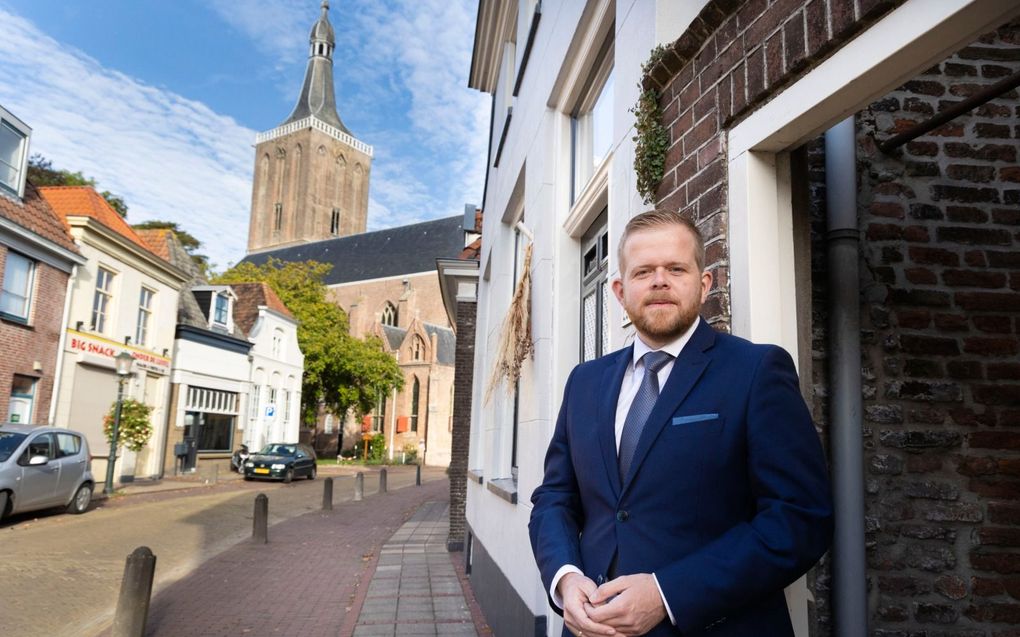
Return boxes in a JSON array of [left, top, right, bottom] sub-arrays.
[[809, 21, 1020, 635]]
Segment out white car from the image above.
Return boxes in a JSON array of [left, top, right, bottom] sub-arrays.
[[0, 424, 94, 519]]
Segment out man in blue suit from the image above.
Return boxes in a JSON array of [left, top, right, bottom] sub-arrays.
[[529, 210, 833, 636]]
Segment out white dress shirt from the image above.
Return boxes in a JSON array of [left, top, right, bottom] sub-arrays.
[[549, 318, 701, 624]]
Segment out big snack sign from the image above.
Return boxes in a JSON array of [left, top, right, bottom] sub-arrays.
[[66, 329, 171, 374]]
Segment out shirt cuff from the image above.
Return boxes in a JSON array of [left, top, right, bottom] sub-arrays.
[[652, 573, 676, 625], [550, 565, 584, 609]]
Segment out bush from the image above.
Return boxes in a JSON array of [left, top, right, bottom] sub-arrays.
[[402, 443, 418, 464], [367, 433, 386, 462]]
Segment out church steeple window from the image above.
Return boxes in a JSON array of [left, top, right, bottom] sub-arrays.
[[330, 208, 341, 235], [274, 203, 283, 231]]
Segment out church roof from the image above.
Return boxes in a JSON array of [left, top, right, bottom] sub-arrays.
[[241, 215, 466, 285], [380, 322, 456, 366], [281, 1, 349, 133]]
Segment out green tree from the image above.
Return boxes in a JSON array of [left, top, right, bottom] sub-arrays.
[[28, 155, 130, 217], [213, 258, 403, 424], [132, 220, 211, 277]]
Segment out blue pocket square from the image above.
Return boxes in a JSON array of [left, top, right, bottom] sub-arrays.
[[672, 413, 719, 425]]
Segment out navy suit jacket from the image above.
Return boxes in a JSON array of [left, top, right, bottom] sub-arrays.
[[529, 320, 833, 636]]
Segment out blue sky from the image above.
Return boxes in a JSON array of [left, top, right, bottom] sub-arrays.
[[0, 0, 489, 269]]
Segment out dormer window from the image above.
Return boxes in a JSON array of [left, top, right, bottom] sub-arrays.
[[213, 293, 229, 326], [0, 106, 30, 198]]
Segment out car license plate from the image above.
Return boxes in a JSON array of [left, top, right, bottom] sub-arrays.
[[254, 468, 270, 474]]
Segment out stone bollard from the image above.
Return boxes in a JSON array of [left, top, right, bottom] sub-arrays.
[[253, 493, 268, 544], [354, 472, 364, 501], [322, 477, 333, 510], [416, 463, 421, 486], [112, 546, 157, 637], [379, 468, 388, 494]]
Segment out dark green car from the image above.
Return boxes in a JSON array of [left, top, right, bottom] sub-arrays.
[[243, 443, 317, 483]]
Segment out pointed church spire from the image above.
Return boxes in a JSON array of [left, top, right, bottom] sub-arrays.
[[281, 0, 350, 133]]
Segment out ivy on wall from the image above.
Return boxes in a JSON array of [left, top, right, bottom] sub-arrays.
[[632, 45, 670, 204]]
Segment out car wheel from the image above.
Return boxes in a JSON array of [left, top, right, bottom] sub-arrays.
[[243, 475, 252, 482], [308, 465, 317, 480], [67, 484, 92, 515], [283, 468, 294, 484], [0, 491, 8, 520]]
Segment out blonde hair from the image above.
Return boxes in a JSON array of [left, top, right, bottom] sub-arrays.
[[617, 209, 705, 273]]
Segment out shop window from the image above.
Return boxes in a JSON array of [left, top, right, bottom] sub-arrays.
[[0, 251, 35, 321], [7, 374, 36, 424], [184, 386, 239, 452]]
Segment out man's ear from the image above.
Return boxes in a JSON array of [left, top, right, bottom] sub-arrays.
[[611, 278, 625, 304], [700, 270, 713, 303]]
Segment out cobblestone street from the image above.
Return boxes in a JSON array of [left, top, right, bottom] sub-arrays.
[[0, 465, 446, 636]]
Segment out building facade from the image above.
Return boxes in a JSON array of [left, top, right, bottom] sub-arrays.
[[243, 216, 467, 465], [465, 1, 1020, 636], [41, 186, 188, 484], [0, 104, 85, 426]]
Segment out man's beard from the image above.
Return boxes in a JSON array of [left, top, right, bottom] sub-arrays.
[[628, 294, 701, 343]]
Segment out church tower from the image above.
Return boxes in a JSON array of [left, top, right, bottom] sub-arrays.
[[246, 1, 373, 254]]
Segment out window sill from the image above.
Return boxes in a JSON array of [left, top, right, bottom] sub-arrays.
[[487, 477, 518, 504], [0, 312, 31, 327], [467, 468, 484, 484]]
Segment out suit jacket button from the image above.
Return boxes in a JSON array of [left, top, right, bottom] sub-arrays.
[[616, 510, 628, 522]]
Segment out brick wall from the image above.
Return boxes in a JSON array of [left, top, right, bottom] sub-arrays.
[[825, 20, 1020, 635], [650, 0, 905, 331], [447, 299, 476, 551], [0, 245, 69, 424]]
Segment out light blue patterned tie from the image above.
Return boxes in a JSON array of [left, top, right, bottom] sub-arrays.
[[619, 350, 673, 481]]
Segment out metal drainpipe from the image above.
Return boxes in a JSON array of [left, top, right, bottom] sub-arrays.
[[825, 116, 867, 636], [49, 264, 78, 426]]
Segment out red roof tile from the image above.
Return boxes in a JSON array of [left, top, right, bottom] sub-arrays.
[[0, 183, 79, 253], [230, 282, 295, 335], [134, 228, 173, 262], [38, 186, 153, 255]]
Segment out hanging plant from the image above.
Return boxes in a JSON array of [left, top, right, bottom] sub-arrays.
[[103, 398, 153, 453], [632, 44, 671, 204], [486, 240, 534, 401]]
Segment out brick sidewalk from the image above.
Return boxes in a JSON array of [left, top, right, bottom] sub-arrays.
[[129, 477, 488, 637]]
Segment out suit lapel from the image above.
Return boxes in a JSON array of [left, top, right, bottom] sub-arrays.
[[621, 321, 716, 492], [597, 346, 631, 498]]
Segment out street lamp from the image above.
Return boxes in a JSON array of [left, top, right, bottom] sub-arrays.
[[103, 351, 135, 495]]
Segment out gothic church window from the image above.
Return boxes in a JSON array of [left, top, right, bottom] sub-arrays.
[[412, 335, 425, 361], [381, 302, 397, 327], [331, 208, 341, 235], [274, 203, 283, 231], [410, 377, 420, 432]]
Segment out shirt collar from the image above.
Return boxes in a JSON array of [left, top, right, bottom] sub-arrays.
[[631, 316, 701, 368]]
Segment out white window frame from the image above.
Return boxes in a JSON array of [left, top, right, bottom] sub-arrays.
[[91, 266, 115, 333], [135, 287, 154, 346], [0, 251, 35, 321], [213, 293, 229, 327], [0, 107, 30, 198], [570, 44, 614, 204]]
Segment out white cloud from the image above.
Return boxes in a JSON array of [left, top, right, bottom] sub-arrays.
[[0, 0, 490, 269], [0, 9, 255, 270]]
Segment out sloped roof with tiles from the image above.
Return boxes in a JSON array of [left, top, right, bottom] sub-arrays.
[[0, 183, 79, 253], [134, 228, 174, 262], [38, 186, 153, 254], [229, 282, 295, 336], [241, 215, 465, 285]]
